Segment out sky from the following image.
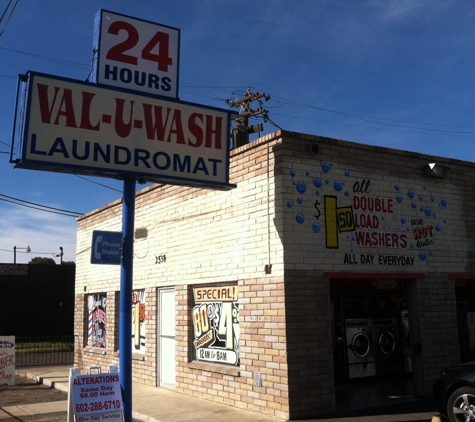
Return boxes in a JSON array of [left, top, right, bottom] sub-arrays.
[[1, 0, 475, 264]]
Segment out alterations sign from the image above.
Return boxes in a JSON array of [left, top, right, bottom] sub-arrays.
[[71, 372, 123, 420], [93, 9, 180, 98], [11, 72, 235, 189]]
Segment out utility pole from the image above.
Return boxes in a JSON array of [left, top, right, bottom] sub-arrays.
[[227, 87, 271, 148], [13, 245, 30, 264]]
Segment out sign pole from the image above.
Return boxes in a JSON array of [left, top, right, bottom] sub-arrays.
[[120, 177, 135, 422]]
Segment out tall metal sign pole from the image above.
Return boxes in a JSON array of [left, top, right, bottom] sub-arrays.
[[92, 14, 179, 420], [119, 178, 135, 421], [10, 10, 236, 422]]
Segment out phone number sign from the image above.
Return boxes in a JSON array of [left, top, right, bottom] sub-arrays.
[[72, 373, 123, 419], [93, 9, 180, 98]]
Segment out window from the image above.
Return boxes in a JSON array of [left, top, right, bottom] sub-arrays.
[[87, 293, 107, 348], [132, 289, 146, 353], [191, 283, 239, 367]]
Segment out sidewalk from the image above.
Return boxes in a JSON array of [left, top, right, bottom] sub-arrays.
[[15, 365, 439, 422]]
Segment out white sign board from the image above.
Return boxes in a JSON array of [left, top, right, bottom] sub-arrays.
[[12, 72, 235, 189], [0, 336, 15, 386], [71, 372, 123, 420], [93, 9, 180, 98]]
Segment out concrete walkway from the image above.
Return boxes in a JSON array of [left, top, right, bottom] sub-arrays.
[[0, 400, 67, 419], [13, 365, 440, 422]]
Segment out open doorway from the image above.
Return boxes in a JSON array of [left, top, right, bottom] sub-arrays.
[[330, 277, 415, 410]]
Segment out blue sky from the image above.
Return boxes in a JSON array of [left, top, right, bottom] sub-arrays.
[[1, 0, 474, 263]]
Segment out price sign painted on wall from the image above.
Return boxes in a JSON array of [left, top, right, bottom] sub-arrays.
[[93, 9, 180, 98]]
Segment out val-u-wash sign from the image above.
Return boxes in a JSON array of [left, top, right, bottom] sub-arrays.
[[11, 71, 234, 189], [10, 10, 236, 422]]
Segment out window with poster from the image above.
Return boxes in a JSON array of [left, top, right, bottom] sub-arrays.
[[87, 293, 107, 348], [192, 283, 239, 366], [132, 290, 146, 353]]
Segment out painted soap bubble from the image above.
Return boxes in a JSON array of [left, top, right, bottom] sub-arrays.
[[322, 163, 332, 173], [287, 200, 293, 208], [314, 178, 323, 188], [334, 180, 344, 191], [296, 213, 305, 224], [407, 189, 415, 199], [296, 181, 307, 194], [312, 222, 322, 233], [290, 169, 296, 177]]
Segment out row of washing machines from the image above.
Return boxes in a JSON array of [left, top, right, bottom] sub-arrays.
[[345, 314, 411, 379]]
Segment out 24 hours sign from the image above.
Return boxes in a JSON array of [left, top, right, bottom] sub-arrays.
[[93, 9, 180, 98]]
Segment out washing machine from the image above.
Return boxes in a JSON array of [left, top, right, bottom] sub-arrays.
[[373, 318, 402, 376], [345, 319, 375, 378]]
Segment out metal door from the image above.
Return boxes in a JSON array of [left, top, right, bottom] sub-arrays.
[[158, 288, 176, 386]]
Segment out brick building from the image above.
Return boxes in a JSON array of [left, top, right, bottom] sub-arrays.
[[74, 130, 475, 420]]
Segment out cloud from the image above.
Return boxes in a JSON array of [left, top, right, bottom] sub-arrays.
[[367, 0, 459, 23], [0, 202, 77, 264]]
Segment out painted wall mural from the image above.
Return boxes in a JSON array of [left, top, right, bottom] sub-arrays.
[[288, 163, 450, 267], [192, 284, 239, 366], [132, 290, 146, 353], [88, 293, 107, 348]]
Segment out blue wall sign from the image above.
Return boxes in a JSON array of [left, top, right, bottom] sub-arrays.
[[91, 230, 123, 265]]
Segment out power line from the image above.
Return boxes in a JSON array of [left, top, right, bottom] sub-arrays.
[[73, 175, 122, 193], [1, 41, 475, 137], [265, 92, 475, 135], [0, 40, 473, 135], [0, 46, 90, 69], [0, 0, 19, 38], [0, 193, 83, 217], [181, 83, 475, 135], [0, 0, 14, 25]]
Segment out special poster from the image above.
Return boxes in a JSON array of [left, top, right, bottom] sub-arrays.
[[192, 284, 239, 366]]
